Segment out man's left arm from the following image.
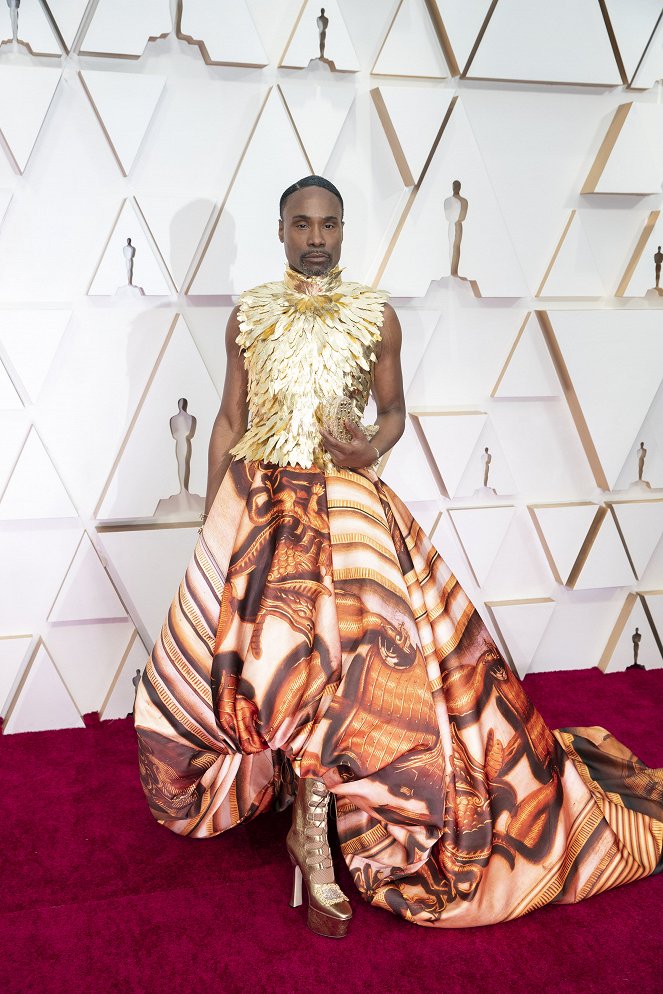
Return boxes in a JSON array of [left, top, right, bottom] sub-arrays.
[[320, 302, 406, 468]]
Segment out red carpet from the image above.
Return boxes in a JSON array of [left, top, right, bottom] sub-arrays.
[[1, 667, 661, 994]]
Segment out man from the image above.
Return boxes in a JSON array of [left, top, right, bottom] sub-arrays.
[[196, 177, 407, 938], [134, 176, 663, 941], [203, 176, 406, 518], [137, 175, 409, 939]]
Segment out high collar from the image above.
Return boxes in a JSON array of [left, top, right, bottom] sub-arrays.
[[283, 265, 343, 296]]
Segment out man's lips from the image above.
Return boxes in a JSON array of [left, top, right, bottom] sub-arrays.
[[304, 253, 330, 260]]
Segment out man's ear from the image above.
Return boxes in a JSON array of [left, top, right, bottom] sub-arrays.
[[278, 218, 284, 243]]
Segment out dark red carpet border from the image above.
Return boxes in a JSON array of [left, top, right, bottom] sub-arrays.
[[1, 667, 661, 994]]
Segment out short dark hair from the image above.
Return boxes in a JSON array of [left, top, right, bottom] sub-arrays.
[[279, 175, 344, 219]]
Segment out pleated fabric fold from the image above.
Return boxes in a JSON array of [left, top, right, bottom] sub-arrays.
[[134, 459, 663, 926]]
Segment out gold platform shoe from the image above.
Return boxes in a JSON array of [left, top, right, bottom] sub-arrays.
[[286, 777, 353, 938]]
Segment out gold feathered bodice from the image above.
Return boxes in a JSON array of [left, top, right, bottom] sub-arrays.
[[229, 266, 388, 471]]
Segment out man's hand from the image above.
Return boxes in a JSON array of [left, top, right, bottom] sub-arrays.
[[320, 418, 379, 468], [319, 302, 406, 469]]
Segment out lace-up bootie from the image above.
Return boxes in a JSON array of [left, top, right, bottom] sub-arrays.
[[286, 777, 353, 938]]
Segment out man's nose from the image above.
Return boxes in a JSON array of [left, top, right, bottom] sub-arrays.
[[307, 225, 325, 245]]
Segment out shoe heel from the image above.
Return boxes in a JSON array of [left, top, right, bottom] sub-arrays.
[[289, 860, 303, 909]]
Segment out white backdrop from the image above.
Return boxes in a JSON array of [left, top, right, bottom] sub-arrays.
[[1, 0, 663, 734]]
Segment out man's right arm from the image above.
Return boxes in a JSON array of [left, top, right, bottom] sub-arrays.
[[204, 306, 248, 514]]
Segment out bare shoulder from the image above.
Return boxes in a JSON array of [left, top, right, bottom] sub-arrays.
[[225, 305, 241, 350], [382, 301, 401, 331], [377, 301, 402, 357]]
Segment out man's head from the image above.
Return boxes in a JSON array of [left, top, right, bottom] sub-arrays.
[[279, 175, 344, 276]]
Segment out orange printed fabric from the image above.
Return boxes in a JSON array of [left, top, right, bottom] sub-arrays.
[[133, 459, 663, 927]]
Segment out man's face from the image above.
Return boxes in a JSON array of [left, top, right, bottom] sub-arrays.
[[278, 186, 343, 276]]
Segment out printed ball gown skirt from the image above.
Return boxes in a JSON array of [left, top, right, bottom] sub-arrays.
[[133, 459, 663, 927]]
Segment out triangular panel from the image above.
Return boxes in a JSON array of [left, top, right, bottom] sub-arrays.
[[610, 499, 663, 581], [379, 417, 442, 502], [46, 0, 91, 53], [582, 103, 663, 195], [457, 421, 518, 498], [80, 0, 172, 58], [529, 503, 598, 585], [88, 199, 171, 296], [598, 594, 663, 671], [537, 211, 605, 298], [80, 70, 166, 176], [46, 620, 135, 715], [492, 313, 560, 399], [373, 0, 448, 78], [572, 512, 636, 589], [0, 309, 70, 402], [530, 597, 626, 672], [0, 428, 77, 520], [415, 412, 486, 498], [379, 98, 527, 297], [630, 15, 663, 88], [281, 1, 359, 71], [547, 311, 663, 489], [97, 316, 219, 520], [179, 0, 268, 66], [279, 81, 354, 175], [0, 635, 31, 718], [0, 65, 61, 172], [0, 0, 61, 54], [488, 598, 555, 675], [34, 308, 173, 517], [131, 78, 266, 216], [431, 1, 493, 75], [135, 196, 215, 292], [604, 0, 663, 82], [399, 309, 440, 395], [0, 525, 82, 634], [448, 505, 516, 586], [97, 525, 201, 644], [49, 534, 128, 623], [184, 304, 236, 396], [467, 0, 621, 85], [371, 85, 454, 186], [411, 308, 524, 406], [616, 433, 663, 496], [617, 210, 663, 297], [4, 644, 84, 734]]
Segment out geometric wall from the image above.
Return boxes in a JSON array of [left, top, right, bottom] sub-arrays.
[[1, 0, 662, 733]]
